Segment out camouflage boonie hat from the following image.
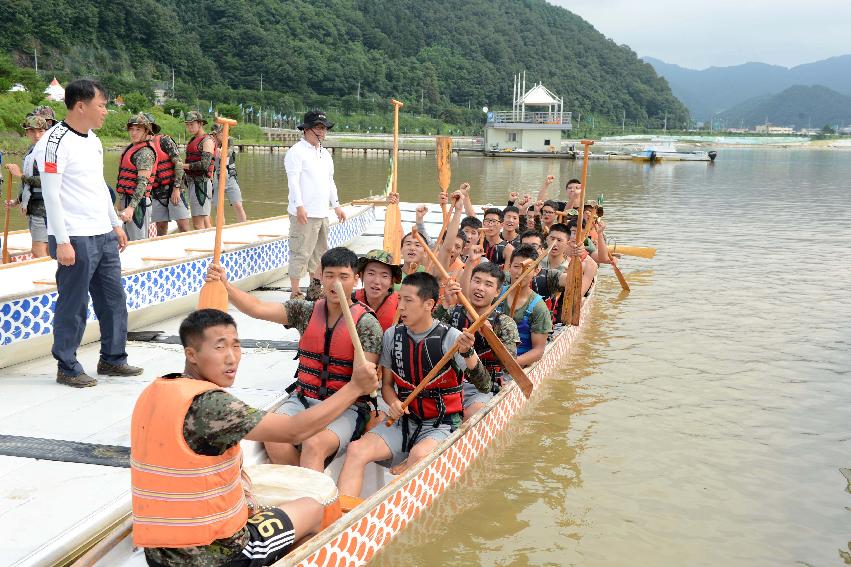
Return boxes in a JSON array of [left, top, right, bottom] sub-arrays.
[[21, 115, 49, 130], [184, 110, 208, 124], [584, 200, 598, 208], [356, 249, 403, 283], [32, 105, 57, 124], [126, 112, 158, 134]]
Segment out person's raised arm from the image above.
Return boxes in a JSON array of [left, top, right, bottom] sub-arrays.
[[459, 182, 476, 217], [435, 187, 465, 268], [535, 175, 555, 204], [206, 263, 288, 324]]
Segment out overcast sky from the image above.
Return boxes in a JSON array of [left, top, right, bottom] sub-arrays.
[[550, 0, 851, 69]]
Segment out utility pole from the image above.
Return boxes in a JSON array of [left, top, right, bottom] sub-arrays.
[[663, 111, 668, 133], [260, 74, 263, 92], [34, 48, 38, 74], [622, 109, 626, 133], [420, 89, 424, 114], [171, 68, 175, 93], [356, 81, 360, 100]]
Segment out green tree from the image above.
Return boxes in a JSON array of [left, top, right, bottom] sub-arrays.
[[123, 92, 150, 114]]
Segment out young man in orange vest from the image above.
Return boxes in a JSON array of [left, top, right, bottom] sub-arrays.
[[132, 308, 379, 567], [115, 113, 156, 241], [183, 110, 215, 230], [337, 272, 491, 498], [205, 247, 384, 472], [354, 249, 402, 331]]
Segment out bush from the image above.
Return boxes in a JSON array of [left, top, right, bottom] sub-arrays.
[[123, 91, 150, 114]]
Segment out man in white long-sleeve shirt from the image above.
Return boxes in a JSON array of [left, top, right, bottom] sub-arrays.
[[285, 110, 346, 298], [35, 79, 143, 388]]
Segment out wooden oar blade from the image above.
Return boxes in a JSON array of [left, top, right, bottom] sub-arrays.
[[479, 325, 533, 398], [611, 244, 656, 259], [197, 279, 229, 311], [383, 203, 403, 264], [436, 136, 452, 192], [561, 258, 582, 326]]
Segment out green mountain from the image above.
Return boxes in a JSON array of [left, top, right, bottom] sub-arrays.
[[1, 0, 687, 127], [718, 85, 851, 129]]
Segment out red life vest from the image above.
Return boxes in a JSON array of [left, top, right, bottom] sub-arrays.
[[186, 133, 213, 179], [484, 238, 507, 265], [448, 306, 504, 385], [116, 141, 157, 196], [149, 135, 176, 196], [390, 322, 463, 422], [295, 299, 372, 400], [353, 289, 399, 332]]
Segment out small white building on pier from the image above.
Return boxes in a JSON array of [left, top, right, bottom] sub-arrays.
[[484, 73, 572, 153]]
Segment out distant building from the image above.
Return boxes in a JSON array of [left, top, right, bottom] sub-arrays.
[[754, 124, 794, 135], [153, 88, 168, 106], [483, 73, 572, 153], [725, 127, 748, 134], [44, 77, 65, 101], [8, 83, 27, 93]]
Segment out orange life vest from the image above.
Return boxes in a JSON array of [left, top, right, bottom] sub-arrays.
[[295, 298, 372, 400], [186, 133, 213, 179], [116, 141, 157, 196], [353, 288, 398, 332], [149, 135, 177, 198], [130, 375, 248, 548], [390, 322, 462, 422]]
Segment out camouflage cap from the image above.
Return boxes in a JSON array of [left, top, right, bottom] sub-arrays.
[[126, 112, 155, 134], [21, 115, 49, 130], [184, 110, 208, 124], [356, 249, 403, 283], [32, 105, 57, 123], [584, 200, 598, 208]]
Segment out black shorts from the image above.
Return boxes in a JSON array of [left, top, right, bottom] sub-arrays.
[[227, 507, 296, 567]]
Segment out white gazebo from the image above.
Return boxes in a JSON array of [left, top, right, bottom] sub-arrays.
[[484, 72, 572, 154], [44, 78, 65, 102]]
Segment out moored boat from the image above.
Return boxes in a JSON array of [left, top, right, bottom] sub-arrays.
[[69, 201, 601, 567], [0, 204, 375, 369], [630, 142, 717, 162]]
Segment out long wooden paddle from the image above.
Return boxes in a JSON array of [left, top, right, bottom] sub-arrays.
[[435, 136, 452, 242], [383, 99, 404, 263], [412, 229, 533, 398], [198, 117, 238, 310], [609, 253, 630, 292], [386, 252, 546, 426], [333, 280, 378, 399], [608, 243, 656, 259], [2, 168, 11, 264], [562, 139, 593, 326]]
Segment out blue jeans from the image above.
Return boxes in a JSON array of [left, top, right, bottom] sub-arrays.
[[48, 232, 128, 375]]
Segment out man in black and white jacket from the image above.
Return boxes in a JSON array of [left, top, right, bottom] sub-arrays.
[[35, 79, 143, 387]]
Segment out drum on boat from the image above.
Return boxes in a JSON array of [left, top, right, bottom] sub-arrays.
[[244, 464, 342, 529]]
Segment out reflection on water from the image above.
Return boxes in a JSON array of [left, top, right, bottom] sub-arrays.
[[9, 147, 851, 566]]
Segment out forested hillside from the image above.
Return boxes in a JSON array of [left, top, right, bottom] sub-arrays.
[[1, 0, 687, 127], [717, 85, 851, 129]]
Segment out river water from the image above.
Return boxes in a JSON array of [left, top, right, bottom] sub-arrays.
[[12, 147, 851, 566]]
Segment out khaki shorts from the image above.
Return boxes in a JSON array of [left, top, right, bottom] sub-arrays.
[[186, 176, 212, 217], [151, 189, 191, 222], [28, 215, 48, 243], [276, 394, 360, 456], [212, 175, 243, 205], [288, 216, 329, 279]]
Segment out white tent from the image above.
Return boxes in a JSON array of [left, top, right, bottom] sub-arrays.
[[8, 83, 27, 93], [44, 77, 64, 101]]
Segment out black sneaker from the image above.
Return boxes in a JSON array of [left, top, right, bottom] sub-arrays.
[[97, 360, 144, 377], [57, 371, 97, 388]]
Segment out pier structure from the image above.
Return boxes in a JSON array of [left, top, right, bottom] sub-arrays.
[[484, 72, 572, 154]]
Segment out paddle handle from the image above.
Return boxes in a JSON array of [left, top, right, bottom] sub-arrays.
[[212, 117, 237, 265], [391, 99, 403, 195], [2, 169, 11, 264], [609, 253, 630, 292], [563, 139, 594, 326], [333, 281, 367, 366], [386, 251, 546, 426]]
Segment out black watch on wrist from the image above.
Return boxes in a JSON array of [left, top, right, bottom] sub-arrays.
[[459, 347, 476, 359]]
